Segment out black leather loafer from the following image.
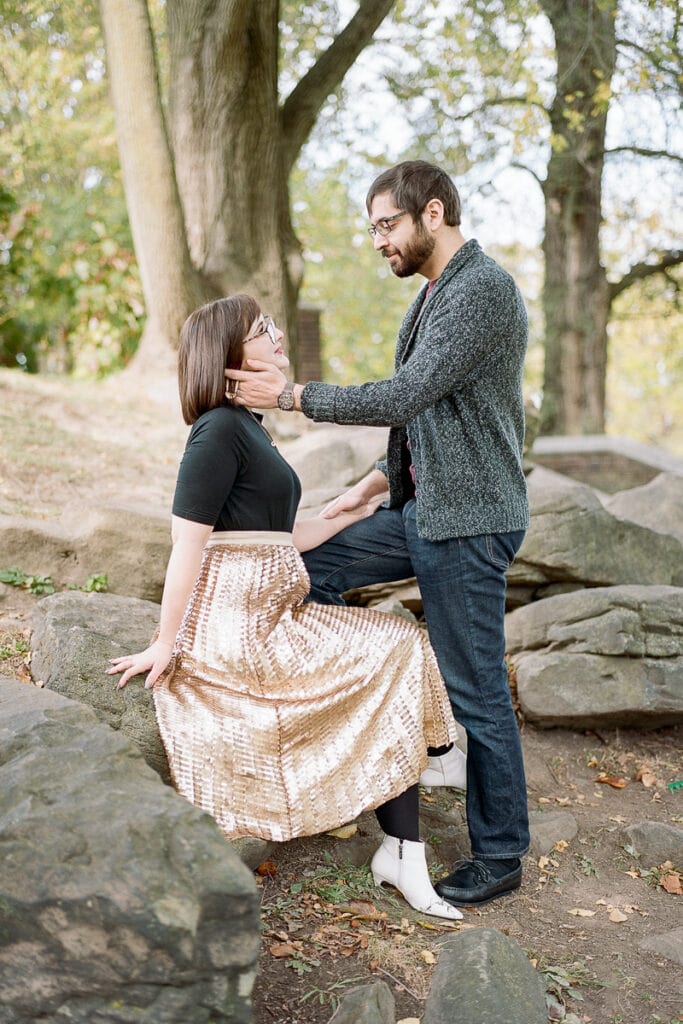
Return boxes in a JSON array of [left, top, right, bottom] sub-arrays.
[[435, 858, 522, 907]]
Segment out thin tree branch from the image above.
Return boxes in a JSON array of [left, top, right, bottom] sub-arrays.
[[605, 146, 683, 164], [279, 0, 395, 174], [424, 94, 547, 124], [608, 250, 683, 304], [510, 161, 545, 188], [616, 36, 680, 69]]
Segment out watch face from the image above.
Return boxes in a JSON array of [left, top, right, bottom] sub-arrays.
[[277, 386, 295, 410]]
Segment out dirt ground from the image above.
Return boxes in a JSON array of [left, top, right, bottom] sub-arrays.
[[1, 368, 681, 1024]]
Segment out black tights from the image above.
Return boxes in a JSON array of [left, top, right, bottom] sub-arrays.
[[374, 784, 420, 842], [373, 742, 453, 841]]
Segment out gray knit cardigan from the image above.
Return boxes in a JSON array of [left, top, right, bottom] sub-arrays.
[[300, 239, 530, 540]]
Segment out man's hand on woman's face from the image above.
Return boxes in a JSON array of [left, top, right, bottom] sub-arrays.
[[225, 360, 286, 409]]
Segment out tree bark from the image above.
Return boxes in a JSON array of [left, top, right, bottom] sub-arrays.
[[99, 0, 205, 372], [166, 0, 395, 374], [101, 0, 395, 375], [539, 0, 617, 435]]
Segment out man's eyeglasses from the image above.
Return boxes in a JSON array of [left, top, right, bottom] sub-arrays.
[[367, 211, 407, 238], [244, 314, 277, 345]]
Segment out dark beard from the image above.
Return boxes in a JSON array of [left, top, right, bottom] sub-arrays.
[[387, 221, 436, 278]]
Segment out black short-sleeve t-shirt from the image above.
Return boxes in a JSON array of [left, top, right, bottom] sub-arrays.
[[172, 404, 302, 532]]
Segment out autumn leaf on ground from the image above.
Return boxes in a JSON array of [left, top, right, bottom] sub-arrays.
[[568, 908, 596, 917], [635, 766, 657, 788], [609, 908, 628, 923], [661, 872, 682, 895], [594, 774, 627, 788], [269, 942, 298, 957], [255, 860, 277, 877], [420, 950, 437, 964]]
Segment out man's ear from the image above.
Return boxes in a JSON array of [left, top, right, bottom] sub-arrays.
[[424, 198, 445, 231]]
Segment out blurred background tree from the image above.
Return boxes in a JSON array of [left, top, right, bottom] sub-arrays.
[[1, 0, 680, 449], [360, 0, 682, 436], [0, 0, 143, 376]]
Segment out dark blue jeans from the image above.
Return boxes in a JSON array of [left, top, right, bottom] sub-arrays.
[[302, 500, 529, 859]]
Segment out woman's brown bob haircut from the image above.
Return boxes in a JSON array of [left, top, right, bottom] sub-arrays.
[[178, 294, 260, 425]]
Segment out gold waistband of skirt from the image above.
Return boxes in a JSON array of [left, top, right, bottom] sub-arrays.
[[206, 530, 294, 549]]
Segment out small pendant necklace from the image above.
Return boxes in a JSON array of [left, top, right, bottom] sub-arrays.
[[245, 407, 277, 447]]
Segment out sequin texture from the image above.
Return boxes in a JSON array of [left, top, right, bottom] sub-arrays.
[[153, 533, 456, 842]]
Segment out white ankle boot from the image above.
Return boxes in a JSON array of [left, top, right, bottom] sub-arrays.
[[371, 836, 463, 920], [419, 745, 468, 790]]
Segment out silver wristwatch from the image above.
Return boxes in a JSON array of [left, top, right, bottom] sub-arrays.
[[277, 381, 296, 411]]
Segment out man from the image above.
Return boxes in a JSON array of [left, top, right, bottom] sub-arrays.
[[226, 160, 530, 907]]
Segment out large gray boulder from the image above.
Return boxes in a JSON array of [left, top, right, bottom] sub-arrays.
[[0, 502, 170, 601], [0, 676, 259, 1024], [509, 468, 683, 601], [284, 425, 387, 494], [30, 590, 169, 782], [603, 472, 683, 545], [506, 585, 683, 728], [286, 425, 388, 513], [422, 929, 547, 1024]]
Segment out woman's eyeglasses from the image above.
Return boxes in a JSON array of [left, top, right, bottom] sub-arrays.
[[244, 315, 277, 345]]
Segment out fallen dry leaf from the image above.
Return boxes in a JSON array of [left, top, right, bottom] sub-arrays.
[[269, 942, 297, 958], [609, 909, 628, 923], [635, 765, 657, 787], [417, 920, 460, 930], [594, 774, 627, 788], [661, 872, 682, 895], [554, 840, 570, 852], [569, 908, 596, 917], [625, 870, 640, 879], [420, 950, 437, 965], [255, 860, 277, 877]]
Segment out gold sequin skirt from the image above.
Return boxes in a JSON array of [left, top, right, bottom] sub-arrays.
[[153, 532, 456, 842]]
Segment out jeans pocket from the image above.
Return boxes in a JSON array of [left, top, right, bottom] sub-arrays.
[[484, 531, 524, 571]]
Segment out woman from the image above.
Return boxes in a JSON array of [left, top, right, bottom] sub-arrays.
[[108, 295, 461, 921]]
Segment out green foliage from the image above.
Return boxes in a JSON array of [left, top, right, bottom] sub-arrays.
[[0, 1, 145, 374], [606, 268, 683, 453], [300, 977, 365, 1011], [81, 572, 108, 593], [0, 567, 55, 594], [286, 953, 321, 976], [288, 857, 384, 906], [0, 635, 29, 660], [0, 566, 107, 594], [68, 572, 109, 592], [0, 567, 27, 587], [292, 161, 422, 385]]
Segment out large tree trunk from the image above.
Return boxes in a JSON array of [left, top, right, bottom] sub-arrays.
[[539, 0, 617, 435], [166, 0, 299, 362], [101, 0, 395, 376], [99, 0, 205, 373]]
